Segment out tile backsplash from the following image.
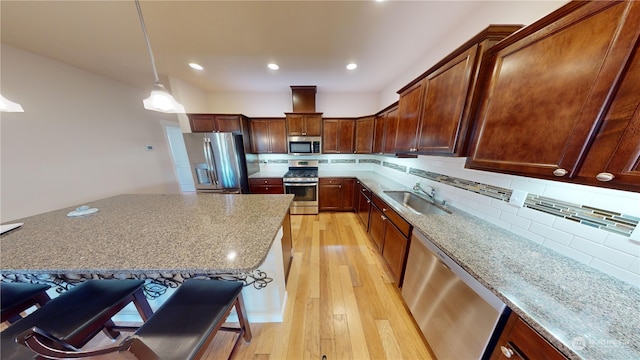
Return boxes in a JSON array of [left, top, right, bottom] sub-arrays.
[[257, 153, 639, 286]]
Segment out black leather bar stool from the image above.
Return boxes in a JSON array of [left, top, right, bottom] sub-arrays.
[[17, 279, 252, 360], [1, 282, 51, 324], [2, 279, 153, 360]]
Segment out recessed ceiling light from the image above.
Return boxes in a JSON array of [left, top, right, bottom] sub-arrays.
[[268, 63, 280, 70], [189, 63, 204, 71], [346, 63, 358, 70]]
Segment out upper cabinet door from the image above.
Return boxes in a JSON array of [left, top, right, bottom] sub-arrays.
[[286, 114, 322, 136], [396, 80, 425, 152], [322, 119, 355, 154], [214, 115, 242, 133], [355, 116, 375, 154], [417, 46, 478, 154], [467, 1, 640, 180], [188, 114, 216, 132]]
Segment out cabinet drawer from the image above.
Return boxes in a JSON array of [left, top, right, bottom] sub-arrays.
[[250, 185, 284, 194], [319, 178, 343, 185], [250, 178, 283, 186], [371, 195, 411, 237]]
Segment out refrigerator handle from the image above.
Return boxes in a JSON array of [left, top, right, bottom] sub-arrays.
[[205, 139, 219, 185], [202, 139, 215, 185]]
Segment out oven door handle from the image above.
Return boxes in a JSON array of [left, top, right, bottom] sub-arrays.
[[284, 182, 318, 187]]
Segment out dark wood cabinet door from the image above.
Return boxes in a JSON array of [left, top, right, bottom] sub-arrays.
[[341, 178, 355, 210], [286, 114, 305, 136], [383, 107, 399, 153], [490, 313, 566, 360], [381, 222, 409, 285], [356, 183, 371, 230], [286, 114, 322, 136], [417, 46, 478, 155], [188, 114, 216, 132], [396, 79, 425, 152], [338, 119, 355, 153], [368, 205, 386, 252], [268, 119, 288, 153], [467, 1, 640, 179], [250, 119, 270, 153], [319, 179, 342, 211], [603, 103, 640, 187], [322, 119, 339, 153], [373, 114, 386, 154], [355, 117, 374, 154], [214, 115, 241, 133], [305, 115, 323, 136]]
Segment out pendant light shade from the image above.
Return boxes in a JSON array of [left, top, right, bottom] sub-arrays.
[[0, 94, 25, 112], [135, 0, 185, 114], [143, 82, 186, 113]]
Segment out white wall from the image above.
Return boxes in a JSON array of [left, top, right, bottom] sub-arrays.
[[1, 45, 181, 222], [207, 91, 379, 118]]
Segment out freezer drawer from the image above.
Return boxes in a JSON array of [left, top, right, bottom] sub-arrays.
[[402, 230, 507, 360]]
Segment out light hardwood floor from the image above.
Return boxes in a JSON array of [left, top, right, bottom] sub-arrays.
[[17, 212, 434, 359]]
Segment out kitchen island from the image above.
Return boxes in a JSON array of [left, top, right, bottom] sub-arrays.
[[0, 193, 294, 322]]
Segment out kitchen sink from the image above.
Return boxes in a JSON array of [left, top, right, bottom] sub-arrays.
[[383, 191, 451, 215]]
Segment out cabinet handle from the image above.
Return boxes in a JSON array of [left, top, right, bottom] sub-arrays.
[[553, 168, 568, 177], [382, 208, 388, 212], [381, 215, 387, 221], [500, 345, 514, 358], [596, 172, 615, 182]]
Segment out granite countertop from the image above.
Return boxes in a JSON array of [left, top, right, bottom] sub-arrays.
[[352, 172, 639, 360], [0, 193, 294, 275]]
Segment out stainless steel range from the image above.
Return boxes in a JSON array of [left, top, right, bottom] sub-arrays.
[[284, 160, 319, 215]]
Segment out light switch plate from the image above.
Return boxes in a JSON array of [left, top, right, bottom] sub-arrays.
[[509, 189, 528, 208], [630, 226, 640, 242]]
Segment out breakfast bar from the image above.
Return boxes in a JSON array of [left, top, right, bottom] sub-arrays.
[[0, 193, 294, 322]]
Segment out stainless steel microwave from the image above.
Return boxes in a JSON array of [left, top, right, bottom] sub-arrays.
[[288, 136, 321, 155]]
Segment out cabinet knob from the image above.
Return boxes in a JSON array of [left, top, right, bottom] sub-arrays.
[[338, 185, 342, 188], [382, 208, 388, 212], [381, 216, 387, 221], [553, 168, 568, 177], [266, 187, 269, 191], [367, 200, 370, 204], [264, 180, 268, 183], [596, 172, 615, 182], [500, 346, 514, 358]]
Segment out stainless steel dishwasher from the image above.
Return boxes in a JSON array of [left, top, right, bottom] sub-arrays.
[[402, 230, 509, 360]]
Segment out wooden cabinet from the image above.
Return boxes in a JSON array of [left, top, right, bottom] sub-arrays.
[[354, 116, 375, 154], [356, 181, 372, 230], [490, 312, 567, 360], [368, 194, 412, 285], [319, 178, 355, 211], [322, 118, 355, 154], [249, 118, 287, 154], [285, 113, 322, 136], [372, 104, 400, 154], [467, 1, 640, 192], [249, 178, 284, 194], [396, 80, 425, 152], [187, 114, 245, 133], [395, 25, 521, 155]]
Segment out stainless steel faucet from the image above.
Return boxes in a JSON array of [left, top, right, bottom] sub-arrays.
[[413, 182, 435, 199]]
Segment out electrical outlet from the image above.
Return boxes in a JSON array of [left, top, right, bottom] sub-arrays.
[[509, 189, 528, 207]]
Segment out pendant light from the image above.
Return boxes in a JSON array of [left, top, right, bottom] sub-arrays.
[[0, 94, 24, 112], [135, 0, 185, 113]]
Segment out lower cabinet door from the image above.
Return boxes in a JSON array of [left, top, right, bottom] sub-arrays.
[[368, 205, 386, 252], [382, 222, 409, 285]]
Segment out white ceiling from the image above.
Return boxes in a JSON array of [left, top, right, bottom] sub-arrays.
[[2, 1, 492, 95]]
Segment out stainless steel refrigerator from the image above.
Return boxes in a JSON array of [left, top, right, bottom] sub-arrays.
[[182, 132, 258, 193]]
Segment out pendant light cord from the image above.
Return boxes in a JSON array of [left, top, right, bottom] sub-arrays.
[[135, 0, 160, 84]]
